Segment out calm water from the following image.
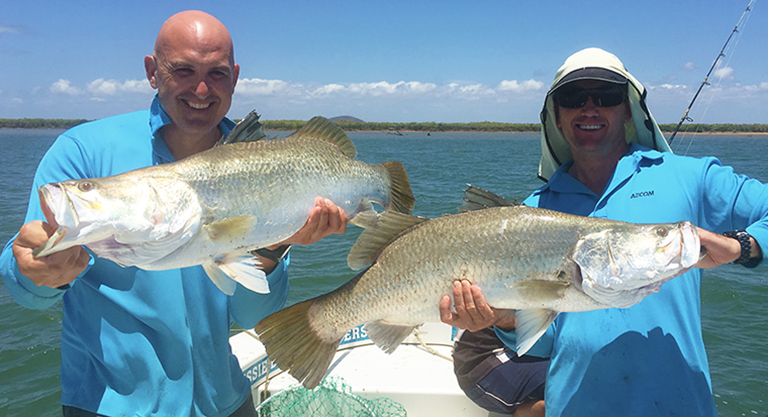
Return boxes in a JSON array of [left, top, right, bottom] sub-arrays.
[[0, 129, 766, 416]]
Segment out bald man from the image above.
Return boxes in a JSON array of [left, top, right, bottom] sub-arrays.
[[2, 11, 347, 417]]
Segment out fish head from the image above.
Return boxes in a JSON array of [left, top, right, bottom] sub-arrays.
[[573, 220, 701, 308], [33, 175, 201, 261]]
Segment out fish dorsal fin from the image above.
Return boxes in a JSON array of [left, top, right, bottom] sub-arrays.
[[347, 211, 428, 270], [218, 111, 267, 146], [459, 184, 521, 212], [287, 116, 357, 158]]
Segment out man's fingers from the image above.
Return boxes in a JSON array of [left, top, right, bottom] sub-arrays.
[[460, 280, 476, 312], [439, 294, 453, 324]]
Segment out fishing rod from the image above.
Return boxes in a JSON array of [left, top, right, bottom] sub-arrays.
[[667, 0, 756, 145]]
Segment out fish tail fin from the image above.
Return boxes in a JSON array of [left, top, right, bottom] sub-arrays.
[[253, 298, 342, 390], [381, 161, 415, 215], [365, 321, 419, 354]]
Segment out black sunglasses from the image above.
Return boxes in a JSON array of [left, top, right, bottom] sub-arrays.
[[554, 86, 626, 109]]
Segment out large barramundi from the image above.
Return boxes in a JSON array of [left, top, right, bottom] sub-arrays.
[[253, 186, 702, 389], [32, 114, 415, 295]]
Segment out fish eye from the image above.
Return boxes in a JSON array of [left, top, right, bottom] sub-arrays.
[[78, 181, 94, 192], [655, 227, 668, 237]]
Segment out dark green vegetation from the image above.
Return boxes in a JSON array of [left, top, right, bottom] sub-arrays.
[[2, 118, 767, 133], [0, 118, 90, 129], [260, 120, 768, 134]]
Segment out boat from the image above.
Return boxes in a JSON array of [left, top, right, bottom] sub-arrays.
[[230, 322, 498, 416]]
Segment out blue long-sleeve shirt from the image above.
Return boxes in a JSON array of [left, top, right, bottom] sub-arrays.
[[1, 97, 289, 416], [497, 143, 768, 416]]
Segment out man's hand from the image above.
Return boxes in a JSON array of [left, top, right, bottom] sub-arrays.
[[439, 279, 516, 332], [695, 227, 761, 269], [279, 197, 348, 247], [254, 197, 349, 273], [13, 220, 89, 288]]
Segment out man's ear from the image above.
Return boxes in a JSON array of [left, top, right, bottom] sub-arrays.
[[144, 55, 158, 89]]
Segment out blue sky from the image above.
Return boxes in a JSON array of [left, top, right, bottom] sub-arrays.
[[1, 0, 766, 123]]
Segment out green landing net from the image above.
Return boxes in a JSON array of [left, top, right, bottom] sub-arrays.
[[255, 376, 406, 417]]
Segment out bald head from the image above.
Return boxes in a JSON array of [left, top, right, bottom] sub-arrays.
[[154, 10, 235, 66], [144, 10, 240, 158]]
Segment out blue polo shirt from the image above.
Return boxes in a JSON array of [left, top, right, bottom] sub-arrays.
[[1, 97, 289, 416], [497, 144, 768, 416]]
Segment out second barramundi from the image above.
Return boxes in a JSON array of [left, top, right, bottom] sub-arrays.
[[253, 187, 702, 389], [32, 114, 415, 295]]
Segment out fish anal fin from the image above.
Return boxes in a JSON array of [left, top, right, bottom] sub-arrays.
[[514, 309, 558, 356], [203, 215, 258, 243], [218, 111, 267, 145], [288, 116, 357, 158], [364, 321, 419, 354], [459, 184, 521, 212], [254, 299, 343, 389], [347, 211, 428, 270], [381, 161, 415, 215], [203, 253, 270, 295], [202, 262, 238, 295], [348, 202, 381, 229]]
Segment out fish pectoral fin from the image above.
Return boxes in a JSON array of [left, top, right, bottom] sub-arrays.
[[202, 254, 270, 295], [514, 309, 558, 356], [253, 298, 343, 390], [203, 215, 259, 243], [364, 321, 419, 354], [347, 211, 428, 270], [381, 161, 415, 215], [512, 280, 570, 302], [459, 184, 521, 212]]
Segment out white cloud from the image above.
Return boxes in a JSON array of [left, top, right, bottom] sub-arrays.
[[87, 78, 153, 95], [236, 78, 301, 96], [654, 83, 688, 90], [497, 79, 545, 92], [50, 79, 81, 95], [683, 62, 695, 71], [341, 81, 438, 97], [0, 24, 18, 34], [713, 66, 734, 79]]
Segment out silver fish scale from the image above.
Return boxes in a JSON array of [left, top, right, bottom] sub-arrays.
[[146, 137, 394, 268], [311, 206, 606, 338]]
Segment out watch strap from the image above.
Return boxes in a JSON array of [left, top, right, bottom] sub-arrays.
[[722, 230, 757, 266], [253, 245, 291, 263]]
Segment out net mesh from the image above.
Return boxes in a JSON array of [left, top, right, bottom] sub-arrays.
[[255, 376, 407, 417]]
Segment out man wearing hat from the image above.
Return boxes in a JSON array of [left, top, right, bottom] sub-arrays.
[[441, 47, 768, 416]]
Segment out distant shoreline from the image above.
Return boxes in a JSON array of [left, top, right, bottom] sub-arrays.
[[2, 118, 767, 135]]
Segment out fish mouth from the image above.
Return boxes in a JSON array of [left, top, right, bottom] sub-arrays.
[[32, 183, 80, 257]]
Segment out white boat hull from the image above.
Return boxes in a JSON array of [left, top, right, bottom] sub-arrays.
[[230, 322, 493, 416]]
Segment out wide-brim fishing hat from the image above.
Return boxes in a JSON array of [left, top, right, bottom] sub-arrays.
[[537, 47, 671, 181]]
